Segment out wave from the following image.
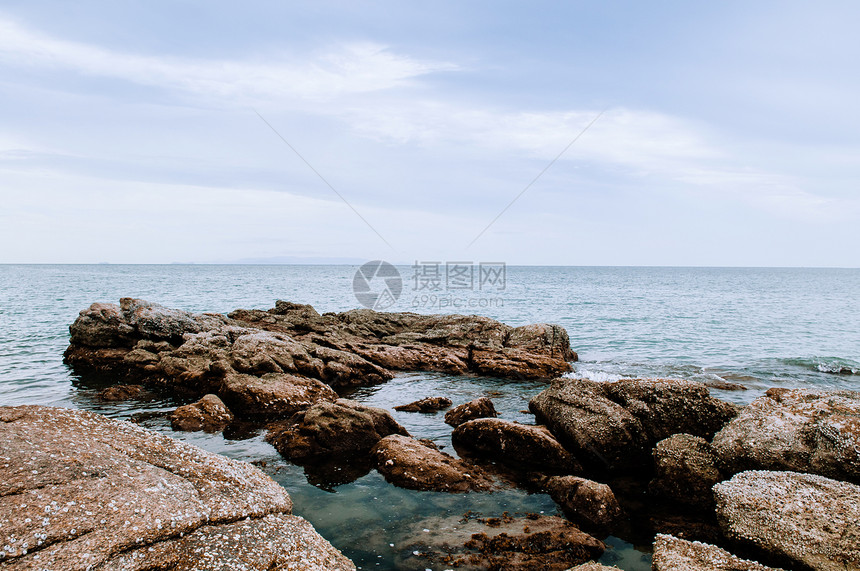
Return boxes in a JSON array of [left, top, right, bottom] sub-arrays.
[[782, 356, 860, 376]]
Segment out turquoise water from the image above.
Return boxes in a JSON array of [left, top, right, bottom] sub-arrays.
[[1, 264, 859, 569]]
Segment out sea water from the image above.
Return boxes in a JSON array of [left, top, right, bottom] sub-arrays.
[[1, 264, 858, 570]]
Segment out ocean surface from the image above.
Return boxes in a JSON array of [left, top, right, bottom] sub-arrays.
[[1, 264, 859, 570]]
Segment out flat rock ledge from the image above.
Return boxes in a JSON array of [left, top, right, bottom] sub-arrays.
[[652, 534, 783, 571], [64, 298, 576, 417], [714, 470, 860, 571], [0, 405, 354, 570]]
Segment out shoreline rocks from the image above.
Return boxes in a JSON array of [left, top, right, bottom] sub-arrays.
[[0, 405, 354, 570], [170, 393, 234, 432], [652, 534, 782, 571], [445, 397, 499, 427], [649, 434, 724, 510]]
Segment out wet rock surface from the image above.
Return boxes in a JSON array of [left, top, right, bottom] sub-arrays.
[[394, 396, 453, 412], [452, 418, 582, 474], [529, 378, 738, 474], [445, 396, 499, 427], [372, 434, 494, 492], [649, 434, 724, 510], [395, 513, 604, 571], [170, 393, 234, 432], [712, 387, 860, 483], [540, 475, 624, 536], [714, 470, 860, 571], [266, 399, 409, 462], [0, 405, 354, 570], [565, 563, 621, 570], [651, 534, 782, 571], [98, 383, 149, 401]]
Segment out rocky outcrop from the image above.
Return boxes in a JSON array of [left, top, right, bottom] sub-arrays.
[[445, 397, 499, 427], [712, 387, 860, 483], [371, 434, 494, 492], [529, 378, 738, 474], [649, 434, 724, 509], [266, 399, 409, 462], [394, 396, 452, 412], [652, 534, 782, 571], [540, 475, 623, 535], [170, 393, 234, 432], [714, 470, 860, 571], [0, 405, 353, 570], [452, 418, 582, 474], [65, 298, 576, 417], [395, 513, 604, 571]]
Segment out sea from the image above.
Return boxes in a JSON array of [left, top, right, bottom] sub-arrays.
[[1, 264, 859, 570]]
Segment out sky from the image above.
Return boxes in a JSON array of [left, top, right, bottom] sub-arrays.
[[1, 1, 858, 266]]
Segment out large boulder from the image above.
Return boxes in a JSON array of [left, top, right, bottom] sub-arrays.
[[219, 372, 338, 418], [452, 418, 582, 474], [529, 378, 738, 473], [445, 396, 498, 427], [170, 393, 234, 432], [371, 434, 494, 492], [0, 405, 353, 570], [652, 534, 782, 571], [714, 470, 860, 571], [541, 475, 623, 535], [266, 399, 409, 461], [649, 434, 724, 509], [712, 387, 860, 483]]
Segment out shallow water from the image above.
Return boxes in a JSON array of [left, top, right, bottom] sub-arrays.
[[1, 264, 859, 569]]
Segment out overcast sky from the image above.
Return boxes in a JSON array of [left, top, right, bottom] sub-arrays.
[[1, 1, 858, 266]]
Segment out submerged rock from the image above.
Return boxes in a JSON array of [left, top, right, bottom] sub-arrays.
[[529, 378, 738, 474], [714, 470, 860, 571], [649, 434, 724, 510], [712, 387, 860, 483], [395, 513, 604, 571], [98, 383, 148, 401], [170, 393, 234, 433], [445, 396, 499, 427], [652, 534, 782, 571], [0, 405, 353, 570], [452, 418, 582, 474], [266, 399, 409, 462], [394, 396, 453, 412], [372, 434, 494, 492]]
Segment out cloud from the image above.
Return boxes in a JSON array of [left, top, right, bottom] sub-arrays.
[[0, 15, 457, 102]]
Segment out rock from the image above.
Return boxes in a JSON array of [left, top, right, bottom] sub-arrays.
[[266, 399, 409, 461], [395, 513, 604, 571], [541, 475, 623, 535], [714, 470, 860, 571], [170, 393, 234, 432], [565, 563, 620, 571], [98, 384, 148, 401], [394, 396, 452, 412], [507, 323, 577, 361], [445, 397, 499, 427], [372, 434, 494, 492], [529, 378, 738, 474], [452, 418, 582, 473], [703, 378, 748, 391], [652, 534, 782, 571], [219, 372, 338, 418], [0, 405, 353, 570], [649, 434, 724, 509], [711, 387, 860, 483]]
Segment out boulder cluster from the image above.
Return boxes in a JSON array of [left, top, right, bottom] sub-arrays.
[[8, 298, 856, 570]]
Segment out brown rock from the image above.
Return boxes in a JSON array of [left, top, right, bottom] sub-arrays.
[[372, 434, 494, 492], [712, 387, 860, 483], [529, 378, 738, 474], [170, 393, 234, 432], [445, 397, 499, 427], [649, 434, 724, 509], [714, 470, 860, 571], [394, 396, 453, 412], [452, 418, 582, 473], [565, 563, 620, 571], [98, 384, 148, 401], [541, 475, 623, 535], [652, 534, 782, 571], [395, 514, 603, 570], [266, 399, 409, 461], [0, 405, 353, 570], [219, 372, 338, 418]]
